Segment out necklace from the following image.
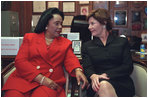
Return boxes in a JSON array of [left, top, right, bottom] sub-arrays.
[[45, 37, 54, 42]]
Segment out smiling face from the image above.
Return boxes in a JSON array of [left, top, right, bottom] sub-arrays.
[[88, 17, 104, 37], [46, 14, 63, 38]]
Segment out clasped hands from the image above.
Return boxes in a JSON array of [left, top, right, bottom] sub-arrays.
[[90, 73, 110, 92]]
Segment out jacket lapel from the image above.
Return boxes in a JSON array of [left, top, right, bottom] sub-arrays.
[[47, 37, 61, 59], [106, 34, 114, 46], [36, 32, 53, 66], [93, 37, 104, 46]]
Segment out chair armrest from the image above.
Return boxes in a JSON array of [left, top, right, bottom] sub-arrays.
[[1, 61, 15, 76], [70, 78, 87, 97], [1, 61, 15, 97], [70, 77, 78, 97], [1, 61, 15, 87], [78, 81, 87, 97], [64, 70, 70, 96]]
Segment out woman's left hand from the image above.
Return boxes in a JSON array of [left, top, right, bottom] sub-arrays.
[[75, 69, 89, 89]]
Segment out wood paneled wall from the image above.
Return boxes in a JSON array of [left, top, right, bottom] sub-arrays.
[[10, 1, 32, 36], [3, 1, 147, 37], [110, 1, 147, 37]]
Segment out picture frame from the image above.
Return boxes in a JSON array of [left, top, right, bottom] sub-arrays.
[[114, 10, 127, 27], [32, 15, 40, 27], [141, 33, 147, 42], [143, 18, 147, 30], [60, 32, 80, 41], [63, 2, 75, 12], [132, 24, 141, 31], [47, 1, 59, 9], [33, 1, 46, 13], [114, 1, 128, 7], [32, 15, 40, 31], [93, 1, 108, 10], [132, 11, 141, 23], [62, 27, 71, 33], [62, 16, 74, 26], [79, 1, 89, 4], [72, 40, 82, 54], [80, 5, 89, 16]]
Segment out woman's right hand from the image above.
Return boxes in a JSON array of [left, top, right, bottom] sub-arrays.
[[34, 74, 60, 91], [43, 77, 60, 91], [90, 73, 109, 92]]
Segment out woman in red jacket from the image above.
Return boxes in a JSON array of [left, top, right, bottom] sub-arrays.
[[2, 8, 88, 97]]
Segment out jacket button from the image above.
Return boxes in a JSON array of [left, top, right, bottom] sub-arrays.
[[36, 66, 40, 69], [49, 68, 53, 72]]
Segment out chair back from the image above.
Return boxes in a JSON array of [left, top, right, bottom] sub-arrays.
[[130, 63, 147, 97], [2, 62, 71, 97], [63, 67, 70, 96]]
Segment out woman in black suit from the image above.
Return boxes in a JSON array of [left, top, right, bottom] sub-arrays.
[[81, 8, 135, 97]]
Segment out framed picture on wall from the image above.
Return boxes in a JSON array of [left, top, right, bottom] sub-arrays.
[[47, 1, 59, 9], [63, 2, 75, 12], [132, 11, 141, 23], [32, 15, 40, 27], [132, 24, 141, 31], [72, 40, 82, 54], [79, 1, 89, 4], [33, 1, 46, 13], [114, 10, 127, 27], [62, 27, 71, 33], [80, 6, 89, 16], [62, 16, 74, 26], [32, 15, 40, 31], [141, 33, 147, 42], [93, 1, 108, 10]]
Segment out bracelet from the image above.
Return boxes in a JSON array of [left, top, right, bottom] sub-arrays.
[[75, 68, 83, 72], [40, 76, 45, 85]]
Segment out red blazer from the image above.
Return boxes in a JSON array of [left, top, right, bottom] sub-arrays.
[[2, 32, 82, 96]]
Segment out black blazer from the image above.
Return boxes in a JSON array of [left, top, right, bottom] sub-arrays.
[[81, 34, 133, 80]]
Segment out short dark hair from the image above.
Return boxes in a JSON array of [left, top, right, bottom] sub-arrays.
[[34, 8, 64, 33], [87, 8, 112, 31]]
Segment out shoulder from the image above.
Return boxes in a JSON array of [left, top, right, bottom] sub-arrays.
[[23, 33, 38, 39], [111, 36, 129, 48], [114, 36, 129, 44]]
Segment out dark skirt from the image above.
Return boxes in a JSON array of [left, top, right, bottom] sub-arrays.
[[87, 77, 135, 97]]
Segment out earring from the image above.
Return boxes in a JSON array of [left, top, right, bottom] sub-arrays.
[[45, 27, 47, 30], [103, 25, 106, 29]]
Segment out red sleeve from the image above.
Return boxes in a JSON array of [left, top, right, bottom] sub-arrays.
[[15, 34, 40, 82], [64, 42, 83, 77]]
